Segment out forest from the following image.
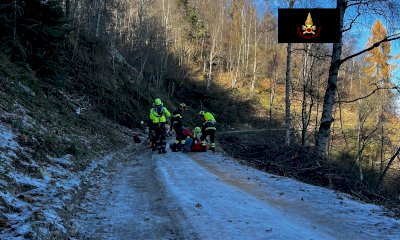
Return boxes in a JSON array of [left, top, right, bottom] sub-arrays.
[[1, 0, 400, 224]]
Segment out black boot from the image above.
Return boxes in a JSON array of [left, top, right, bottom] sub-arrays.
[[175, 143, 181, 151], [171, 144, 178, 152], [201, 145, 207, 152], [162, 148, 167, 154], [158, 148, 162, 154], [210, 147, 215, 152]]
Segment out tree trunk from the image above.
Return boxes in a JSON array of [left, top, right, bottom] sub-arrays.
[[315, 0, 345, 157], [207, 45, 214, 89], [65, 0, 71, 18], [13, 0, 17, 42], [270, 54, 277, 126], [233, 8, 245, 88], [96, 1, 105, 39], [285, 42, 292, 146], [95, 2, 102, 39], [301, 44, 309, 146], [380, 124, 384, 174], [202, 38, 207, 75], [162, 0, 170, 47], [357, 77, 364, 180], [251, 12, 257, 94], [328, 107, 337, 161], [245, 13, 251, 78], [379, 86, 385, 175], [379, 145, 400, 185], [357, 122, 364, 180], [314, 71, 320, 140], [207, 3, 223, 89], [350, 59, 355, 93], [284, 0, 295, 146], [162, 0, 171, 71]]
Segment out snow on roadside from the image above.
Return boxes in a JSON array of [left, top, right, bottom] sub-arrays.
[[0, 146, 119, 239], [157, 152, 400, 240], [0, 115, 140, 239]]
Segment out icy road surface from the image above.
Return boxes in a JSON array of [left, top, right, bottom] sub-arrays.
[[73, 149, 400, 239]]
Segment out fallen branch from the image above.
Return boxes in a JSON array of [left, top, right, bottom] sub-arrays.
[[379, 144, 400, 184]]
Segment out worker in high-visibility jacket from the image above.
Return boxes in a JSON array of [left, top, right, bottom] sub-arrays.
[[183, 126, 202, 152], [198, 111, 216, 152], [171, 103, 187, 152], [150, 98, 171, 154]]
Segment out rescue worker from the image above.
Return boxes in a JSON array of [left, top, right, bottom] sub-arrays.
[[183, 126, 202, 152], [171, 127, 192, 152], [149, 98, 171, 154], [170, 103, 187, 152], [199, 111, 216, 152]]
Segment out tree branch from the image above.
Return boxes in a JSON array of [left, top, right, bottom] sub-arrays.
[[342, 6, 362, 33], [291, 48, 331, 60], [351, 124, 379, 167], [336, 85, 397, 104], [340, 34, 400, 65], [346, 0, 380, 8]]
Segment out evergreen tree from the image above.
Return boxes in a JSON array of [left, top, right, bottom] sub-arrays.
[[364, 19, 392, 87], [363, 19, 394, 173]]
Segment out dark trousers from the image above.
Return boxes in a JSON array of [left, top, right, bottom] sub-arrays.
[[173, 124, 185, 143], [200, 129, 216, 146], [201, 121, 216, 150], [153, 123, 166, 150]]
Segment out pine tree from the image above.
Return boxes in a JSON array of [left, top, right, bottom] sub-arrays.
[[364, 19, 392, 85], [363, 19, 394, 174]]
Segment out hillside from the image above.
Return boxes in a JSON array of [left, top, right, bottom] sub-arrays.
[[0, 62, 142, 237]]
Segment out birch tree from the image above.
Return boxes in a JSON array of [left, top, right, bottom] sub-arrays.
[[315, 0, 400, 157], [285, 0, 295, 146]]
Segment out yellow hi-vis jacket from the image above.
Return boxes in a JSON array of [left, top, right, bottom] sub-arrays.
[[150, 106, 171, 123], [204, 112, 216, 123]]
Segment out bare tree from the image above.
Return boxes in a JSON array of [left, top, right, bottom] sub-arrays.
[[65, 0, 71, 18], [206, 1, 224, 89], [269, 51, 279, 125], [315, 0, 400, 157], [285, 0, 295, 146], [251, 3, 260, 94]]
